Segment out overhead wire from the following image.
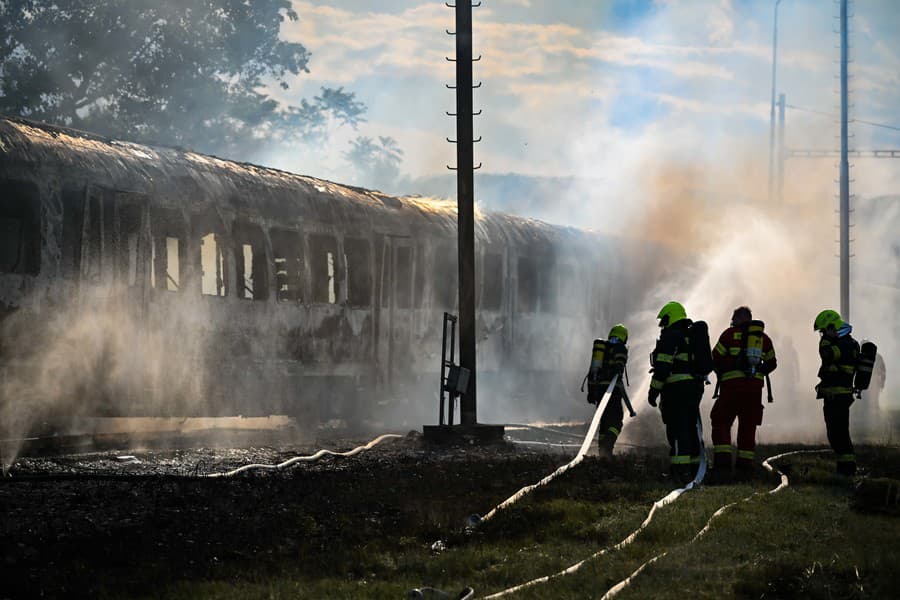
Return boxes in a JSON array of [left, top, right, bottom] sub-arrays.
[[786, 103, 900, 131]]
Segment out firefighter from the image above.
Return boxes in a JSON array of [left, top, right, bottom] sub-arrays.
[[814, 309, 860, 476], [595, 324, 630, 457], [710, 306, 777, 481], [648, 301, 709, 484]]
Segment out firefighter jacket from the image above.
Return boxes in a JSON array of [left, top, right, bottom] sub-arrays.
[[817, 330, 859, 397], [712, 326, 777, 390], [595, 341, 628, 390], [650, 319, 696, 392]]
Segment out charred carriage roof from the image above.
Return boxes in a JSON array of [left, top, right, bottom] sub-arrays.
[[0, 115, 606, 252]]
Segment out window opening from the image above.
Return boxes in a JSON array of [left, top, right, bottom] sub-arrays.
[[60, 187, 84, 279], [118, 202, 142, 287], [84, 192, 103, 283], [309, 233, 338, 304], [480, 252, 503, 310], [413, 243, 426, 308], [241, 244, 254, 299], [517, 256, 537, 313], [394, 245, 412, 309], [152, 208, 185, 293], [538, 259, 557, 314], [270, 228, 302, 302], [344, 237, 372, 307], [433, 243, 457, 309], [200, 232, 226, 297], [233, 221, 268, 301]]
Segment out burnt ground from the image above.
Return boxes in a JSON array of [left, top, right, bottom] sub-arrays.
[[1, 433, 899, 599]]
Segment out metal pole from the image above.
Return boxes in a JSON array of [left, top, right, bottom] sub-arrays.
[[778, 93, 786, 204], [454, 1, 477, 424], [768, 0, 782, 203], [839, 0, 850, 318]]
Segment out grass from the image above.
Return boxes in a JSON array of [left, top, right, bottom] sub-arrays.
[[139, 449, 900, 599], [7, 445, 900, 599]]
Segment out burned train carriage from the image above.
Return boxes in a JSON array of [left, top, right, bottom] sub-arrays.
[[0, 116, 630, 426]]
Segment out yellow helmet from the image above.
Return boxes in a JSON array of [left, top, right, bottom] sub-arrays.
[[657, 301, 686, 328], [813, 309, 843, 332], [608, 324, 628, 343]]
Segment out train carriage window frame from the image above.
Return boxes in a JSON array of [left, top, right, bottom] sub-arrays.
[[193, 213, 229, 298], [60, 186, 85, 279], [393, 244, 413, 310], [0, 179, 41, 276], [116, 193, 147, 289], [480, 251, 504, 311], [344, 236, 372, 307], [517, 255, 538, 314], [413, 242, 426, 309], [270, 228, 303, 303], [433, 241, 457, 310], [232, 220, 269, 302], [309, 233, 340, 305], [537, 257, 557, 314], [151, 208, 187, 293], [556, 262, 580, 317]]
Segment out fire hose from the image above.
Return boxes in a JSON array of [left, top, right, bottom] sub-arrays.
[[469, 376, 621, 527], [203, 433, 404, 478], [412, 377, 709, 599], [599, 449, 829, 600], [480, 418, 707, 599]]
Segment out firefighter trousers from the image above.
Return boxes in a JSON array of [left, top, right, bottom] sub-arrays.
[[823, 394, 856, 476], [711, 385, 763, 470], [597, 389, 624, 453], [659, 380, 703, 479]]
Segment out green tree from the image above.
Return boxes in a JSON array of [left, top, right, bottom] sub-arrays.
[[0, 0, 365, 157], [344, 135, 404, 191]]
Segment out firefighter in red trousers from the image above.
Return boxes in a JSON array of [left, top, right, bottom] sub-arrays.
[[710, 306, 777, 481]]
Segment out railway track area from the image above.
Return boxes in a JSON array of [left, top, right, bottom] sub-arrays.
[[2, 435, 899, 599]]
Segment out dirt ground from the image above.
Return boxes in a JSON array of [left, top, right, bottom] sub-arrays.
[[1, 431, 898, 599], [0, 430, 619, 598]]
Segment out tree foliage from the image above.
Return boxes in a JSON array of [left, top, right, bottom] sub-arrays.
[[0, 0, 366, 156], [344, 135, 405, 191]]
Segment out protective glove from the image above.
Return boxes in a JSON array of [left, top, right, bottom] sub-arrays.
[[648, 388, 660, 408]]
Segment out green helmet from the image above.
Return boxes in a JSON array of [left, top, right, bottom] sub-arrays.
[[657, 301, 687, 328], [608, 323, 628, 344], [813, 309, 843, 332]]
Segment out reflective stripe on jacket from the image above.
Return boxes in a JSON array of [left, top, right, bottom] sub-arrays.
[[712, 326, 777, 388], [595, 342, 628, 389], [650, 319, 696, 391], [818, 334, 859, 395]]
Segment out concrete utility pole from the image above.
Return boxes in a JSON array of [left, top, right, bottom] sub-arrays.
[[454, 1, 477, 425], [768, 0, 783, 203], [424, 2, 503, 443], [839, 0, 850, 319]]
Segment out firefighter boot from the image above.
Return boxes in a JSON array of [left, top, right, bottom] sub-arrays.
[[596, 433, 616, 459]]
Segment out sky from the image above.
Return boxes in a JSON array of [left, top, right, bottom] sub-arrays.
[[259, 0, 900, 205]]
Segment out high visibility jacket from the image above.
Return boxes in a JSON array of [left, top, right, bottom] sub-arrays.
[[712, 326, 777, 389], [818, 333, 859, 396], [595, 341, 628, 390], [650, 319, 697, 392]]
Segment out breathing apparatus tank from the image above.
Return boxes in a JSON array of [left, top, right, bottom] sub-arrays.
[[589, 338, 607, 382], [744, 320, 766, 375], [584, 338, 608, 405], [854, 341, 878, 392]]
